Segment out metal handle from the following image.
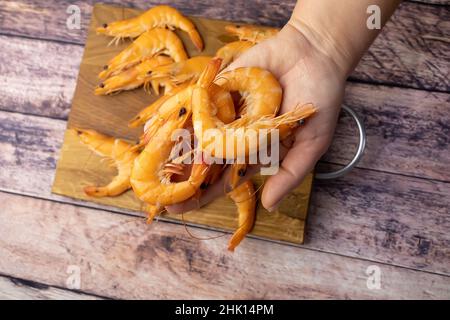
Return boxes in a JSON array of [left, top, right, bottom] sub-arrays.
[[315, 105, 366, 180]]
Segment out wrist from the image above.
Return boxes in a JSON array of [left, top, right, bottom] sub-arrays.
[[284, 18, 351, 80]]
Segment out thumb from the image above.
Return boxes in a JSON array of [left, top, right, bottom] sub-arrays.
[[261, 142, 325, 211]]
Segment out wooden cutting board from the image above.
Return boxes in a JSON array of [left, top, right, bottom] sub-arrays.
[[52, 3, 313, 245]]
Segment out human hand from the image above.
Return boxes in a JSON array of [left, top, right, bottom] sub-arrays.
[[167, 21, 348, 213]]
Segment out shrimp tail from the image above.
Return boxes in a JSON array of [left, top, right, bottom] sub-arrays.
[[197, 58, 222, 88], [145, 204, 164, 224], [188, 28, 204, 51]]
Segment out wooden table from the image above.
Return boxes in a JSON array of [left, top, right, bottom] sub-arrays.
[[0, 0, 449, 300]]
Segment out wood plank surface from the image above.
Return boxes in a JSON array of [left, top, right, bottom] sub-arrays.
[[1, 191, 449, 299], [1, 111, 449, 275], [0, 275, 101, 300], [0, 1, 448, 91], [0, 35, 82, 119], [0, 0, 448, 300], [1, 33, 449, 181]]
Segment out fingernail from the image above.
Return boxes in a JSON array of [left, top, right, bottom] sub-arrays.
[[267, 201, 281, 212]]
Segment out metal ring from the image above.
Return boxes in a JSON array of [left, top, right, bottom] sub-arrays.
[[315, 105, 366, 180]]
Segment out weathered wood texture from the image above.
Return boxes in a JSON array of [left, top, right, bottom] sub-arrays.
[[1, 111, 449, 275], [326, 85, 450, 181], [0, 1, 448, 91], [0, 275, 101, 300], [0, 0, 449, 300], [1, 191, 449, 299], [0, 35, 82, 119], [0, 35, 448, 180]]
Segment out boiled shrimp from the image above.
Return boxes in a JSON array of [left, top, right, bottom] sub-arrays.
[[73, 128, 140, 197], [192, 58, 317, 159], [129, 82, 235, 144], [129, 104, 209, 206], [142, 56, 213, 92], [96, 5, 203, 51], [215, 41, 254, 69], [95, 55, 173, 95], [225, 24, 279, 43], [99, 28, 188, 80], [128, 84, 189, 128], [130, 63, 220, 206], [227, 180, 256, 251]]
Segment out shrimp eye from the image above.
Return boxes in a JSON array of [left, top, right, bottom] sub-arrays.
[[103, 65, 108, 70], [103, 23, 108, 28], [147, 70, 152, 75], [235, 25, 241, 28], [200, 182, 208, 190], [298, 119, 305, 126], [99, 83, 105, 88], [178, 107, 187, 117], [238, 168, 246, 177]]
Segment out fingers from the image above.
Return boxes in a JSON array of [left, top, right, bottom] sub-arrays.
[[261, 138, 327, 211]]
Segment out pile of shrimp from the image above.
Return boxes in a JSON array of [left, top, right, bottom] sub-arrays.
[[75, 5, 316, 251]]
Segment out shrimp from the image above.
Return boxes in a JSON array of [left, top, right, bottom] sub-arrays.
[[142, 56, 213, 92], [73, 128, 140, 197], [95, 56, 173, 95], [130, 61, 220, 207], [96, 5, 203, 51], [227, 180, 256, 251], [128, 84, 189, 128], [215, 41, 254, 69], [129, 82, 235, 136], [99, 28, 188, 80], [192, 58, 317, 159], [129, 104, 209, 206], [225, 24, 279, 43]]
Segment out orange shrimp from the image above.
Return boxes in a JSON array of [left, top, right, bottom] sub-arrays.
[[129, 105, 209, 206], [215, 41, 254, 69], [128, 84, 189, 128], [99, 28, 188, 80], [227, 180, 256, 251], [129, 59, 220, 207], [225, 24, 279, 43], [142, 56, 213, 92], [191, 58, 317, 159], [73, 128, 140, 197], [95, 55, 173, 95], [96, 5, 203, 51], [129, 82, 235, 138]]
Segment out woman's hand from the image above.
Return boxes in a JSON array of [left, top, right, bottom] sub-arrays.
[[167, 21, 347, 213]]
